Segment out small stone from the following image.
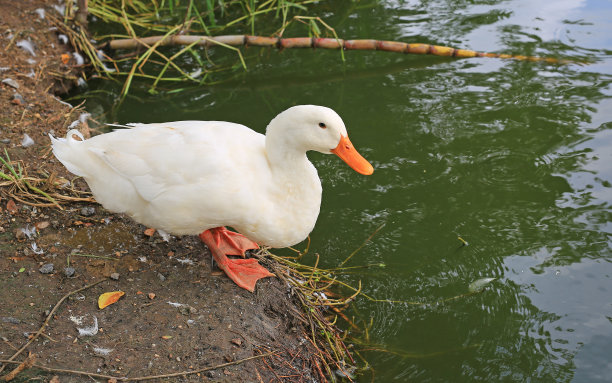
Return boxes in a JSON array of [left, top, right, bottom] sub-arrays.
[[230, 338, 242, 346], [0, 138, 10, 144], [12, 93, 25, 104], [2, 78, 19, 89], [110, 272, 120, 280], [148, 292, 156, 300], [157, 273, 166, 281], [1, 317, 20, 324], [14, 228, 26, 240], [39, 263, 54, 274], [63, 267, 75, 277], [178, 305, 197, 315], [80, 206, 95, 216]]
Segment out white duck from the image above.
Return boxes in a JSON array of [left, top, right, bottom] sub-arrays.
[[51, 105, 373, 291]]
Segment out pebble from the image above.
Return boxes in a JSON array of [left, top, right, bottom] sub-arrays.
[[2, 78, 19, 89], [157, 273, 166, 281], [1, 317, 20, 324], [14, 228, 27, 240], [80, 206, 96, 216], [39, 263, 54, 274], [178, 305, 197, 316], [110, 272, 120, 280], [64, 267, 75, 277], [12, 93, 25, 105], [0, 139, 9, 144]]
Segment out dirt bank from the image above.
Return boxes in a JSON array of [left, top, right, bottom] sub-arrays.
[[0, 1, 331, 381]]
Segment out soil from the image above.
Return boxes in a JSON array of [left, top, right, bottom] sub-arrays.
[[0, 1, 323, 381]]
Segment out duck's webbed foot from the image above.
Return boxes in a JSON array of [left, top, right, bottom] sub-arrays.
[[199, 227, 273, 292]]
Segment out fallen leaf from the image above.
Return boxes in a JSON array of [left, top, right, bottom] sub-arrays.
[[161, 335, 173, 340], [98, 291, 125, 309], [35, 221, 50, 230], [144, 228, 155, 237], [61, 53, 70, 64], [7, 200, 17, 214], [148, 293, 156, 300], [19, 267, 25, 273]]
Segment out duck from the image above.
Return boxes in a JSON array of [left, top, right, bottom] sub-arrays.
[[50, 105, 373, 291]]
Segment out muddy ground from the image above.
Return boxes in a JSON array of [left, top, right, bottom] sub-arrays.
[[0, 1, 327, 381]]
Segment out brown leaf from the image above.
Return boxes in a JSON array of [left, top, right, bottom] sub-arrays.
[[98, 291, 125, 309], [148, 292, 156, 300], [7, 200, 17, 214], [35, 221, 50, 230], [144, 228, 155, 237]]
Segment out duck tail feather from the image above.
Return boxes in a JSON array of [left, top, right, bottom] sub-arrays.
[[49, 129, 88, 177]]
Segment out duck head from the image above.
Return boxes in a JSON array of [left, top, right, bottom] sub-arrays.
[[266, 105, 374, 175]]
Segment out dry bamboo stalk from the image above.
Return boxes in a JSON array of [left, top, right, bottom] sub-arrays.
[[105, 35, 571, 63]]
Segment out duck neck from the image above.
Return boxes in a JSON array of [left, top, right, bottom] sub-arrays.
[[265, 133, 311, 176]]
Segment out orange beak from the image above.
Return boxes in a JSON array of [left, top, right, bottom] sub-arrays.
[[331, 135, 374, 175]]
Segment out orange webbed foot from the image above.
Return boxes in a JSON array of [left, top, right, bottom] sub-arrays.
[[199, 227, 273, 292]]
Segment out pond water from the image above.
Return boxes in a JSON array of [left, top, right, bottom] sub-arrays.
[[79, 0, 612, 381]]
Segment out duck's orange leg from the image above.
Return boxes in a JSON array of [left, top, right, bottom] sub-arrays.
[[199, 227, 273, 292]]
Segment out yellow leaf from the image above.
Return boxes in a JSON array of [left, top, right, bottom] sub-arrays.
[[98, 291, 125, 309]]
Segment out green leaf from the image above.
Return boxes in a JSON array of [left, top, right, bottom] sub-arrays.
[[19, 267, 25, 273]]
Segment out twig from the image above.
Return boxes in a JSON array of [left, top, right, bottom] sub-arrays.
[[1, 353, 35, 382], [0, 279, 106, 373], [106, 34, 576, 64], [0, 352, 275, 381], [339, 224, 385, 267]]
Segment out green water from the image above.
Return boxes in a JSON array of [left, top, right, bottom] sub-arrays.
[[79, 0, 612, 381]]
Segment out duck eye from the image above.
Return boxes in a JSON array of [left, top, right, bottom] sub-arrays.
[[318, 122, 326, 129]]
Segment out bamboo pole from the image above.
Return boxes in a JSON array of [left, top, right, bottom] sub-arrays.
[[105, 35, 571, 64]]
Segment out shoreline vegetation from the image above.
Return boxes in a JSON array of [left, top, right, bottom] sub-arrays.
[[56, 0, 575, 101]]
